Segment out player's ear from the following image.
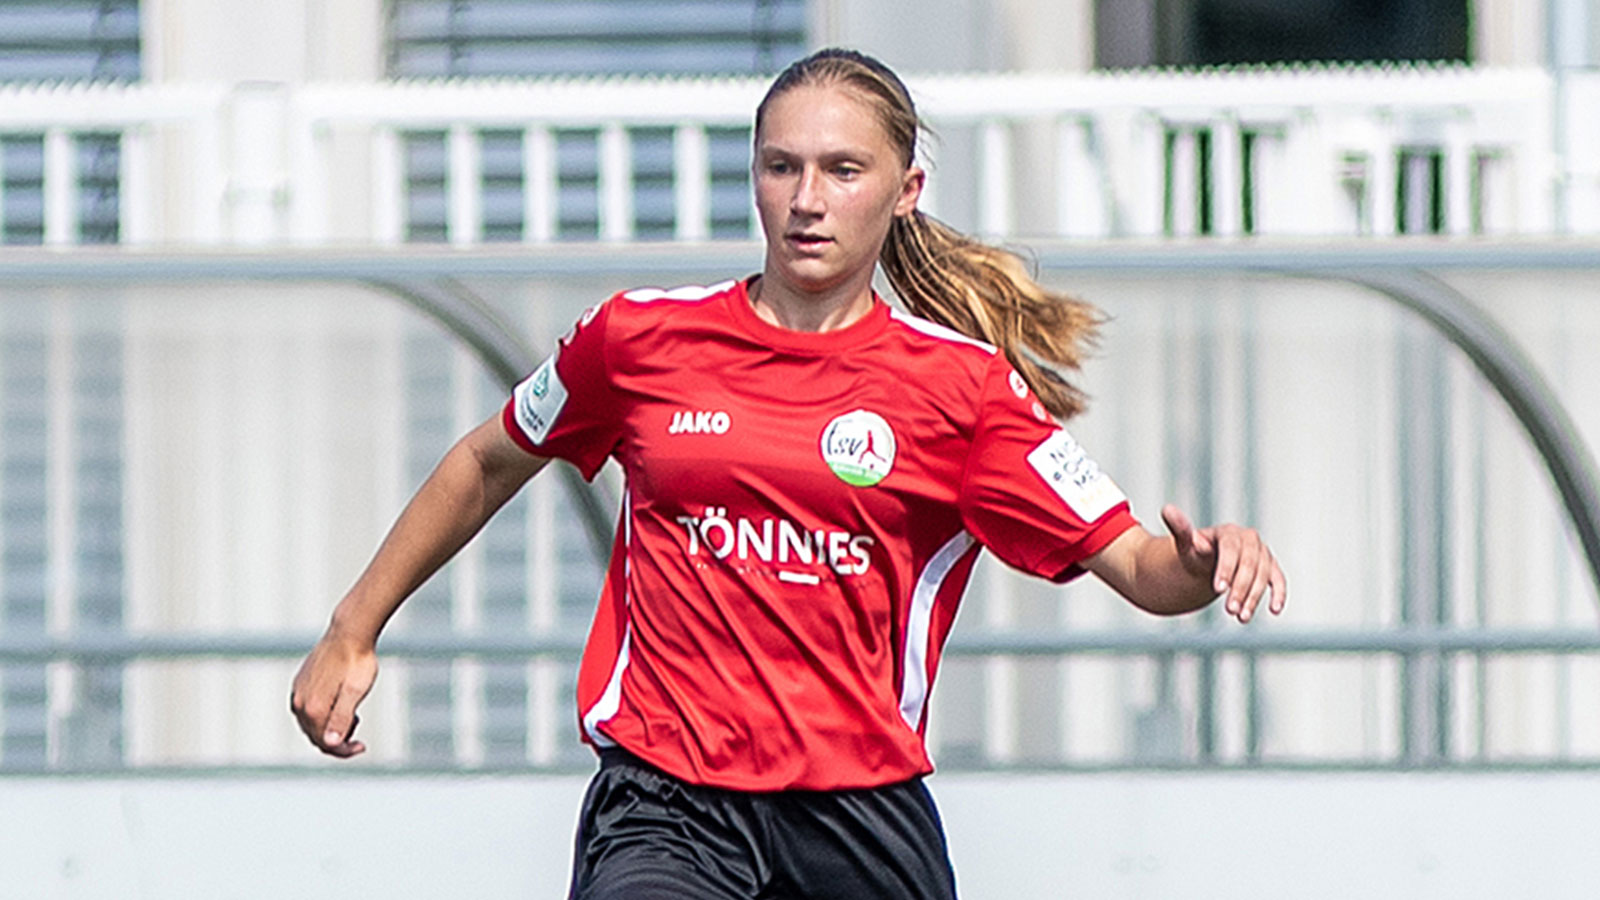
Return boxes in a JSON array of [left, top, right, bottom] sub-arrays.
[[895, 167, 924, 218]]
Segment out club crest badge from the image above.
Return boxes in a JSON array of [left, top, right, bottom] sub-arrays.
[[820, 410, 896, 487]]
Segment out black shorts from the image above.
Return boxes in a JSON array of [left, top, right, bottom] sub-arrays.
[[568, 749, 959, 900]]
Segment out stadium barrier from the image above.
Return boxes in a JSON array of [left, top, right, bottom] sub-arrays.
[[0, 241, 1596, 773]]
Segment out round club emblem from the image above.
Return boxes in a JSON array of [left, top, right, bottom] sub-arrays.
[[820, 409, 897, 487]]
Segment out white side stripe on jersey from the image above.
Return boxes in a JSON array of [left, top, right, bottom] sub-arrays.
[[582, 628, 631, 747], [889, 310, 998, 354], [899, 530, 977, 730], [582, 488, 634, 747], [622, 280, 737, 303]]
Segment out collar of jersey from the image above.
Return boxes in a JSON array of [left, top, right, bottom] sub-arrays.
[[727, 276, 891, 354]]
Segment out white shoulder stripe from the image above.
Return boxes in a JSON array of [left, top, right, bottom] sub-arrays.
[[622, 280, 737, 303], [889, 310, 997, 354]]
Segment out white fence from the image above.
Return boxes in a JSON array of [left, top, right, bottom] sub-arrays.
[[1, 66, 1597, 246]]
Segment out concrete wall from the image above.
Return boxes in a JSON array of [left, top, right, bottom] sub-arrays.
[[4, 771, 1597, 898]]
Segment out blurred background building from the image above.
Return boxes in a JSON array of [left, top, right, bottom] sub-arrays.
[[2, 1, 1600, 896]]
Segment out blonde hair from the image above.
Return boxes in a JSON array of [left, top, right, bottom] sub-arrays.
[[756, 48, 1103, 419]]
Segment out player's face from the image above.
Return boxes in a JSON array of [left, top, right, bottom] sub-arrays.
[[753, 84, 922, 299]]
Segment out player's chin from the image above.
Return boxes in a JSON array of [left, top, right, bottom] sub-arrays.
[[773, 260, 854, 296]]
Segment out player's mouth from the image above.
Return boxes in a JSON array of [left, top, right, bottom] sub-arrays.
[[786, 232, 833, 252]]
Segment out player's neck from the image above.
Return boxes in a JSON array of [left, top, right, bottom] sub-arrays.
[[749, 273, 875, 334]]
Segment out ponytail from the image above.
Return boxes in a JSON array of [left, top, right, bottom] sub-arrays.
[[880, 212, 1103, 420]]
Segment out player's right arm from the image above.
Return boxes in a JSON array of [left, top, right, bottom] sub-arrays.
[[290, 413, 550, 758]]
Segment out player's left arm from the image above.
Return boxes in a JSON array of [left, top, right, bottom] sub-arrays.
[[1082, 504, 1287, 623]]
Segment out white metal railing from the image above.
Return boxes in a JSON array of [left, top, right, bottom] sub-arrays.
[[0, 82, 227, 245], [290, 66, 1566, 242], [1, 66, 1595, 248], [289, 76, 767, 245]]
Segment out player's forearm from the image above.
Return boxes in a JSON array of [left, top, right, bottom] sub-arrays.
[[1108, 530, 1218, 616], [328, 428, 540, 645]]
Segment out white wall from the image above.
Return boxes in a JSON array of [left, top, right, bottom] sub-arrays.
[[1475, 0, 1548, 65], [143, 0, 384, 82], [4, 771, 1597, 898], [820, 0, 1095, 71]]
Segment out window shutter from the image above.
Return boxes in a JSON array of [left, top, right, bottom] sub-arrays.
[[0, 1, 140, 84]]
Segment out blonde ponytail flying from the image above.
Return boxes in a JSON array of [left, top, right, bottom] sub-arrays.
[[760, 48, 1103, 420], [881, 212, 1102, 420]]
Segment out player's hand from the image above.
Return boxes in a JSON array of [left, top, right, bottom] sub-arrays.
[[290, 627, 378, 758], [1161, 503, 1287, 624]]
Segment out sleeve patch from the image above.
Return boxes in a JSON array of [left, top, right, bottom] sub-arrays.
[[1026, 429, 1126, 522], [512, 353, 570, 444]]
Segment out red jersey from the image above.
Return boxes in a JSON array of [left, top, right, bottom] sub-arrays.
[[501, 277, 1136, 790]]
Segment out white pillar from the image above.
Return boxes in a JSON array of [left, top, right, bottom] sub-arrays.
[[599, 123, 635, 242], [371, 127, 403, 244], [673, 123, 711, 242], [522, 126, 557, 244], [1169, 128, 1200, 237], [142, 0, 385, 244], [119, 127, 155, 245], [978, 120, 1013, 238], [1367, 120, 1399, 237], [1128, 113, 1166, 237], [191, 114, 225, 244], [287, 112, 327, 244], [1055, 117, 1107, 238], [43, 129, 78, 247], [1443, 117, 1474, 236], [447, 125, 483, 247], [225, 84, 288, 244], [1211, 116, 1244, 237]]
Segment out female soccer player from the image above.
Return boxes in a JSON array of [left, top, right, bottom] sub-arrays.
[[292, 48, 1286, 900]]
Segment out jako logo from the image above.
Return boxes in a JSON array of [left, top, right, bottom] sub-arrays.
[[819, 409, 896, 487], [668, 410, 731, 435]]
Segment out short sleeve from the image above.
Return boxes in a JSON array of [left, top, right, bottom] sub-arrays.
[[958, 355, 1138, 582], [501, 298, 624, 480]]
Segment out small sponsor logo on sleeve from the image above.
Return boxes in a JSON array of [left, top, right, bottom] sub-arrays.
[[1026, 429, 1125, 522], [1008, 370, 1029, 399], [513, 353, 569, 444]]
